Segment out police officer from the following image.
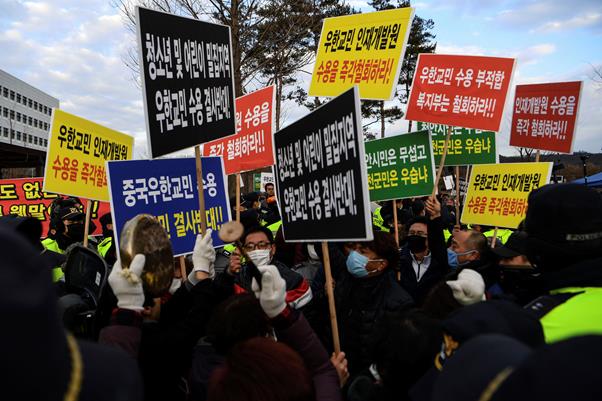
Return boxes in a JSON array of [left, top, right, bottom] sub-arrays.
[[523, 184, 602, 343]]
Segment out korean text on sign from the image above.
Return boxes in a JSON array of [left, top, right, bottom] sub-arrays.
[[43, 109, 133, 202], [137, 7, 236, 158], [107, 157, 231, 256], [406, 54, 516, 132], [203, 86, 275, 175], [461, 162, 552, 229], [0, 177, 110, 236], [417, 122, 497, 166], [309, 7, 414, 100], [509, 81, 582, 154], [274, 86, 372, 242], [364, 130, 436, 202]]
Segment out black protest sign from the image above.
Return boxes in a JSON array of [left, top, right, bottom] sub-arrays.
[[136, 7, 236, 158], [274, 87, 372, 242]]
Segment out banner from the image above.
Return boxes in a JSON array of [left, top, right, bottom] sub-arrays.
[[203, 86, 275, 174], [43, 109, 134, 201], [309, 8, 414, 100], [461, 162, 552, 229], [136, 6, 236, 158], [406, 54, 516, 132], [417, 122, 497, 166], [274, 86, 372, 242], [0, 177, 110, 237], [509, 81, 582, 153], [364, 131, 435, 202], [107, 156, 231, 256]]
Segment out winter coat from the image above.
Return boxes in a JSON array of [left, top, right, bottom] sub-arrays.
[[399, 216, 450, 305]]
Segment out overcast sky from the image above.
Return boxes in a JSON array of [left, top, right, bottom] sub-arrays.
[[1, 0, 601, 158]]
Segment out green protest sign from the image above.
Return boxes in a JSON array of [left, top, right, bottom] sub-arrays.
[[417, 122, 497, 166], [365, 130, 435, 202]]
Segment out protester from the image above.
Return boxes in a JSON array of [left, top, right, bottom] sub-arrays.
[[216, 225, 313, 310], [206, 264, 342, 401], [522, 184, 602, 343], [315, 231, 413, 375], [398, 196, 450, 305], [347, 309, 443, 401]]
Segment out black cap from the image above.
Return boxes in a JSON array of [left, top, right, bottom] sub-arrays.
[[443, 300, 545, 347], [0, 214, 43, 251], [492, 231, 528, 259], [99, 212, 112, 226], [58, 206, 84, 221], [433, 334, 531, 401], [525, 184, 602, 243]]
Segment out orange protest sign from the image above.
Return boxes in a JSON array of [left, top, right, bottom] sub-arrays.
[[406, 54, 516, 132]]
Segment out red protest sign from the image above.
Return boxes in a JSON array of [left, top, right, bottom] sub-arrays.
[[203, 86, 275, 175], [509, 81, 582, 154], [0, 177, 111, 237], [406, 54, 516, 132]]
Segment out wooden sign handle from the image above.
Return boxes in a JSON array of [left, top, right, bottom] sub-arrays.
[[322, 241, 341, 355], [431, 125, 453, 198], [195, 146, 208, 234]]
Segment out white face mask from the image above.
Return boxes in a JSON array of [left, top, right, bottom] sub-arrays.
[[168, 278, 182, 294], [247, 249, 272, 267]]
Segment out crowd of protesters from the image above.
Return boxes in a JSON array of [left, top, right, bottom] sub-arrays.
[[2, 182, 602, 401]]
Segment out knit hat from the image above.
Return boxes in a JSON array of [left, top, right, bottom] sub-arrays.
[[446, 269, 486, 305]]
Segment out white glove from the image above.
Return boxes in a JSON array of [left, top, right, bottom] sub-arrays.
[[188, 229, 216, 284], [446, 268, 486, 306], [251, 264, 286, 318], [109, 254, 146, 312]]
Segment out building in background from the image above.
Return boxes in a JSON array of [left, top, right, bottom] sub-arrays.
[[0, 69, 59, 178]]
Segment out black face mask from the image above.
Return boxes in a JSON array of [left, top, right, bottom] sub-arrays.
[[407, 235, 427, 254], [65, 223, 85, 242]]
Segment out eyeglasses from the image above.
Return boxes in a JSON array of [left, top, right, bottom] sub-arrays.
[[243, 241, 272, 252]]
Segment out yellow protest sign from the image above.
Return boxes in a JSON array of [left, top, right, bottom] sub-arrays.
[[309, 7, 414, 100], [461, 162, 552, 229], [43, 109, 134, 201]]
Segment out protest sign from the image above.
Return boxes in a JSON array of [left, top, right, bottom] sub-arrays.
[[309, 8, 414, 100], [260, 172, 274, 191], [274, 86, 371, 242], [0, 177, 110, 236], [417, 122, 497, 166], [203, 86, 275, 174], [406, 54, 516, 132], [461, 162, 552, 229], [509, 81, 582, 154], [43, 109, 133, 202], [107, 156, 231, 256], [443, 175, 454, 190], [136, 6, 236, 158], [364, 131, 435, 202]]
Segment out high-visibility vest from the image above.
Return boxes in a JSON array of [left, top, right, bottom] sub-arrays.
[[267, 220, 282, 237], [372, 207, 390, 233], [540, 287, 602, 343], [97, 237, 112, 258], [41, 238, 65, 282], [484, 228, 513, 244]]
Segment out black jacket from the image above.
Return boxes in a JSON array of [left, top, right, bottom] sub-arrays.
[[399, 217, 450, 305], [322, 245, 413, 375]]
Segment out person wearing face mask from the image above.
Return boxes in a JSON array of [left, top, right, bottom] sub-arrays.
[[216, 225, 313, 311], [41, 203, 88, 282], [332, 231, 413, 376], [399, 196, 451, 306], [97, 212, 117, 267]]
